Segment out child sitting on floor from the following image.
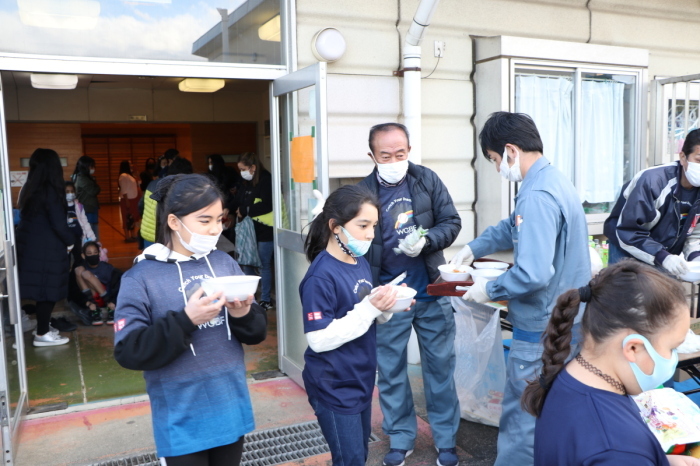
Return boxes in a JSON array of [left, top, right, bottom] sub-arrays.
[[73, 241, 122, 326]]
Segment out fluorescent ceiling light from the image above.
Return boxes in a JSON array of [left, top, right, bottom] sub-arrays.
[[30, 73, 79, 90], [178, 78, 225, 93], [258, 15, 280, 42], [18, 0, 100, 30]]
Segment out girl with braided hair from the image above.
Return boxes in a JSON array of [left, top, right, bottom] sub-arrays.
[[113, 174, 267, 466], [523, 259, 699, 466]]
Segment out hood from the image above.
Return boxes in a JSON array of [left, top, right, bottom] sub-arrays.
[[135, 243, 211, 264]]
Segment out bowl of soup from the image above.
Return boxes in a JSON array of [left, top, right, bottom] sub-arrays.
[[438, 264, 472, 282], [473, 261, 509, 271], [380, 286, 418, 313], [470, 268, 505, 281], [681, 262, 700, 283], [201, 276, 260, 302]]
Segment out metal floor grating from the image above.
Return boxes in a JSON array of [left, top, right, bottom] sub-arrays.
[[88, 420, 379, 466]]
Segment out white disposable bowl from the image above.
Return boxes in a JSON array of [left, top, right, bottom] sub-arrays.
[[470, 268, 505, 281], [386, 286, 418, 313], [681, 262, 700, 283], [201, 276, 261, 301], [473, 261, 509, 271], [438, 264, 472, 282]]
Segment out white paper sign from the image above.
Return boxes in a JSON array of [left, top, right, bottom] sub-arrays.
[[10, 171, 28, 187]]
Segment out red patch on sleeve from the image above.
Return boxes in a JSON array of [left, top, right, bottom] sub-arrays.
[[115, 318, 126, 332]]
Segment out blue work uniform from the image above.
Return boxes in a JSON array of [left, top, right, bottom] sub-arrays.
[[468, 156, 591, 466]]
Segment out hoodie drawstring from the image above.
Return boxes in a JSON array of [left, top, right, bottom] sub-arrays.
[[203, 255, 232, 342]]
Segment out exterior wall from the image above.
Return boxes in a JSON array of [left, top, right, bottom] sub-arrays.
[[296, 0, 700, 256]]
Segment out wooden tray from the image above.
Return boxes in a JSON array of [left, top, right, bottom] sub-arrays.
[[427, 258, 512, 297]]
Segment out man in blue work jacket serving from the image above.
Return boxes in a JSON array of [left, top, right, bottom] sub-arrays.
[[450, 112, 591, 466]]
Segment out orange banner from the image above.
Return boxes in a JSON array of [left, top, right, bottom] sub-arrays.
[[291, 135, 314, 183]]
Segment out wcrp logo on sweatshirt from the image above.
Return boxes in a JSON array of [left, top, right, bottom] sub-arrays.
[[198, 314, 225, 330]]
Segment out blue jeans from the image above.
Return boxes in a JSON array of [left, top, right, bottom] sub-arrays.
[[376, 297, 460, 450], [495, 330, 580, 466], [242, 241, 274, 303], [308, 396, 372, 466], [608, 241, 631, 265]]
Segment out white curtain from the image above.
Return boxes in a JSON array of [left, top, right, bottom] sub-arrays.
[[579, 80, 625, 204], [515, 75, 574, 182]]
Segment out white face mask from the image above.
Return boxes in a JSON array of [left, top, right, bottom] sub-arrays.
[[208, 164, 213, 172], [89, 168, 95, 175], [373, 155, 409, 184], [499, 148, 523, 183], [685, 161, 700, 187], [66, 193, 76, 203], [176, 219, 221, 255], [241, 170, 254, 181]]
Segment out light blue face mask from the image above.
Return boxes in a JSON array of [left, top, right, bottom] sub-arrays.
[[623, 334, 678, 393], [340, 226, 371, 257]]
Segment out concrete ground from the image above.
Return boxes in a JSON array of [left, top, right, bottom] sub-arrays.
[[14, 365, 498, 465]]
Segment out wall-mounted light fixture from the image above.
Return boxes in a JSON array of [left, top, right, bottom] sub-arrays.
[[30, 73, 78, 90], [178, 78, 225, 93], [258, 15, 280, 42], [311, 28, 346, 63], [18, 0, 100, 30]]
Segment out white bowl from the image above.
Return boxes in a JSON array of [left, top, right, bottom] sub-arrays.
[[438, 264, 472, 282], [470, 268, 505, 281], [385, 286, 418, 313], [473, 261, 509, 271], [201, 276, 261, 301], [681, 262, 700, 283]]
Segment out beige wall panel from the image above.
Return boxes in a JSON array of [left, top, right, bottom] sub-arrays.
[[153, 90, 213, 122], [88, 89, 153, 122], [213, 91, 266, 122], [17, 88, 89, 121]]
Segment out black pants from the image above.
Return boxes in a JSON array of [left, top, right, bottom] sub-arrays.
[[35, 301, 55, 336], [162, 438, 244, 466]]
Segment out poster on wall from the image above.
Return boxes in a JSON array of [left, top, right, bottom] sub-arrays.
[[10, 171, 28, 187]]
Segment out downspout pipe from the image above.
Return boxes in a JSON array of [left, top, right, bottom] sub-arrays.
[[402, 0, 441, 165]]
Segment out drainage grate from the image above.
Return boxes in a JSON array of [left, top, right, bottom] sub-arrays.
[[88, 421, 379, 466]]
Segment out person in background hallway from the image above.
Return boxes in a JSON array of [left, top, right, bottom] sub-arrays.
[[140, 158, 156, 193], [118, 160, 141, 243], [207, 154, 241, 244], [451, 112, 590, 465], [156, 148, 179, 179], [525, 260, 700, 466], [300, 185, 404, 466], [72, 155, 101, 240], [114, 174, 267, 466], [229, 153, 274, 311], [604, 129, 700, 276], [140, 157, 193, 249], [65, 180, 95, 265], [358, 123, 462, 466], [18, 148, 74, 347]]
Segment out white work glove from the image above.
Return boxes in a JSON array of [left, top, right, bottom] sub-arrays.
[[398, 236, 426, 257], [662, 253, 689, 277], [310, 190, 326, 220], [462, 277, 491, 303], [450, 245, 474, 266]]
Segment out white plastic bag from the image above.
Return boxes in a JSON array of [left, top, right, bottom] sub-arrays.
[[452, 297, 506, 427]]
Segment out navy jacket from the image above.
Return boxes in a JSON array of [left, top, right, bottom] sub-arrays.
[[604, 162, 700, 265], [358, 162, 461, 285]]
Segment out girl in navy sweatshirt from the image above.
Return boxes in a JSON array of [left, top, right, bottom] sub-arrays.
[[300, 185, 411, 466], [114, 174, 267, 466]]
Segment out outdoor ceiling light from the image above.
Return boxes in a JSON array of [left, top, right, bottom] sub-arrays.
[[258, 15, 280, 42], [311, 28, 346, 63], [30, 73, 78, 90], [18, 0, 100, 30], [178, 78, 225, 93]]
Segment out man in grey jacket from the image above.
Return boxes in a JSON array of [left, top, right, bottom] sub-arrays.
[[451, 112, 590, 465], [358, 123, 461, 466]]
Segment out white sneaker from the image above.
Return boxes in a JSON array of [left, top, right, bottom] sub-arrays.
[[33, 332, 69, 347], [32, 325, 59, 337]]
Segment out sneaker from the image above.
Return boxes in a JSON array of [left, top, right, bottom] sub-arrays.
[[435, 447, 458, 466], [51, 317, 77, 332], [67, 301, 93, 326], [32, 325, 59, 336], [259, 301, 274, 311], [90, 308, 103, 326], [106, 309, 115, 325], [33, 332, 69, 347], [383, 449, 413, 466], [21, 312, 37, 333]]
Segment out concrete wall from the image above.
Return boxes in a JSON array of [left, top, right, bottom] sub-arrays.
[[296, 0, 700, 255]]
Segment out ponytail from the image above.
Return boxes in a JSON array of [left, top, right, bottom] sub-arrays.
[[521, 289, 582, 417], [305, 209, 331, 263]]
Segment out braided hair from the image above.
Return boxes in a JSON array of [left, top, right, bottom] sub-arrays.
[[521, 259, 686, 417]]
